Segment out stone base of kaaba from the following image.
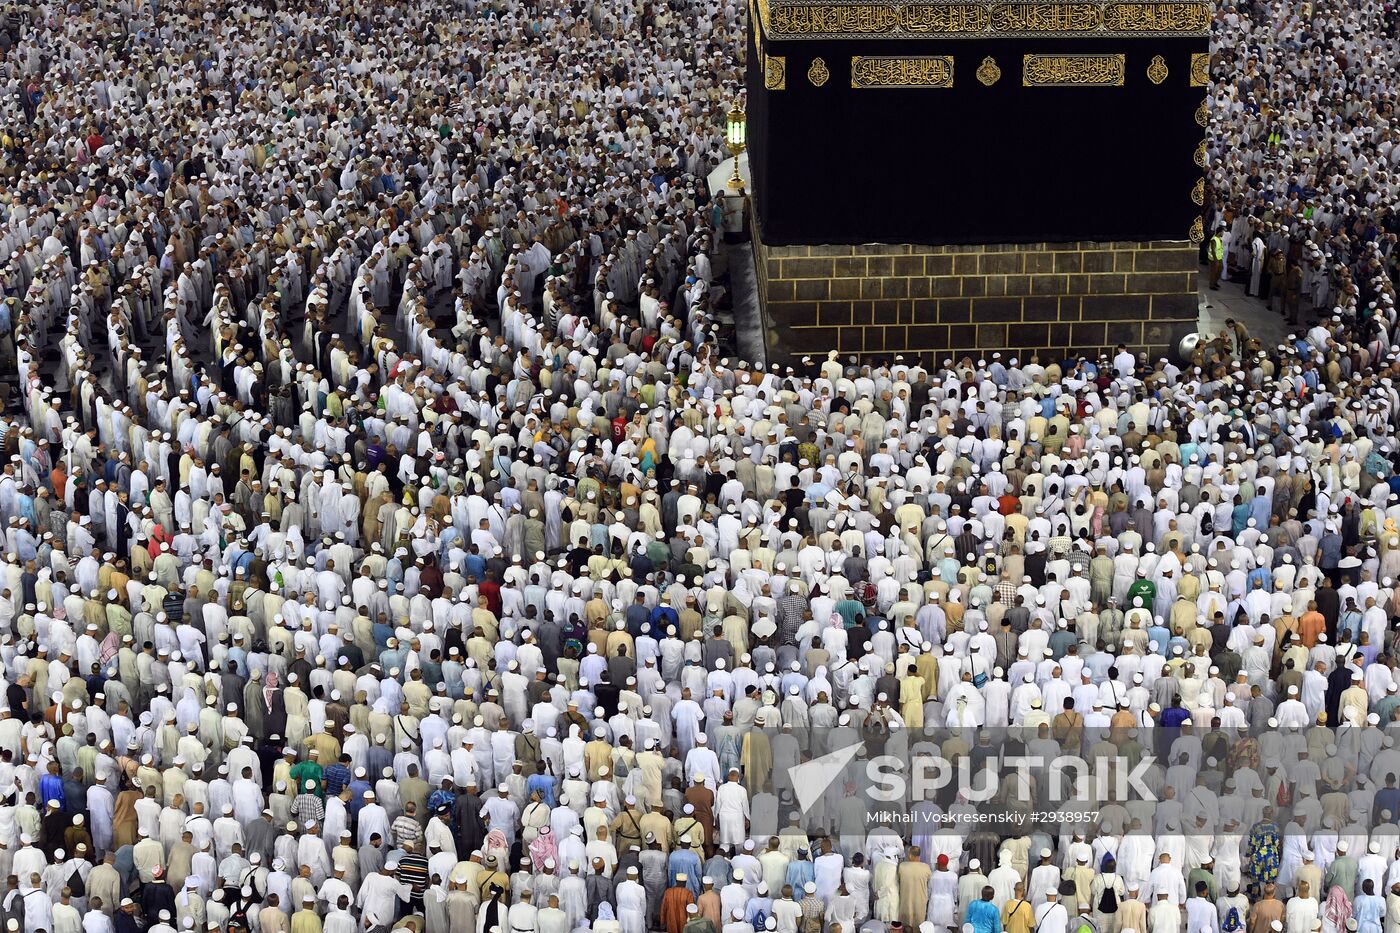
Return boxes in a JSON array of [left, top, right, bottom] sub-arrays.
[[753, 231, 1200, 363]]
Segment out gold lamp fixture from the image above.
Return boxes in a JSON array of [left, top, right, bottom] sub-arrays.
[[725, 102, 747, 191]]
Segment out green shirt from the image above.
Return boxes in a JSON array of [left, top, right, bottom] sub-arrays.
[[1126, 579, 1156, 608], [290, 760, 325, 797]]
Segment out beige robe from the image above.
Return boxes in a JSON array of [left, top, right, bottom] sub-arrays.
[[897, 859, 932, 928]]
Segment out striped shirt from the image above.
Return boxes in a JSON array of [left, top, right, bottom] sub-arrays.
[[391, 814, 423, 847], [396, 853, 430, 896]]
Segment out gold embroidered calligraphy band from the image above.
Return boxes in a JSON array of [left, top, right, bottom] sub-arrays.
[[1189, 51, 1209, 85], [850, 55, 955, 87], [1022, 53, 1125, 85], [754, 0, 1210, 39], [765, 55, 788, 88]]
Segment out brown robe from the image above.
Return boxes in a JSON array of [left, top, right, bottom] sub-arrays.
[[111, 788, 142, 850], [660, 886, 696, 933], [682, 785, 715, 847]]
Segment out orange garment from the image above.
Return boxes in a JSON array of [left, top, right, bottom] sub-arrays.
[[1298, 610, 1326, 647], [661, 886, 697, 933]]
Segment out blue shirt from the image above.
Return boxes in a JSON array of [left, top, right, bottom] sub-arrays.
[[1250, 494, 1273, 530], [1231, 502, 1251, 537], [1160, 706, 1190, 728], [1318, 533, 1343, 568], [784, 859, 815, 892], [966, 900, 1003, 933], [323, 763, 352, 796], [1374, 787, 1400, 821], [526, 774, 556, 807], [39, 773, 65, 809], [462, 553, 487, 580], [668, 849, 702, 894], [649, 605, 679, 635], [347, 779, 373, 816]]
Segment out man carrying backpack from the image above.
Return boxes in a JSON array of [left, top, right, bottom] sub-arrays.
[[1089, 857, 1126, 933], [1218, 885, 1249, 933]]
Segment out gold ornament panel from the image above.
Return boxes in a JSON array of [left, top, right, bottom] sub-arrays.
[[1103, 1, 1207, 32], [1022, 53, 1125, 86], [1189, 51, 1209, 85], [1191, 177, 1204, 206], [976, 55, 1002, 84], [766, 55, 788, 89], [989, 2, 1101, 32], [851, 54, 955, 87], [903, 4, 989, 31], [1188, 216, 1203, 244], [808, 56, 831, 85], [1146, 53, 1168, 83], [755, 0, 1210, 38]]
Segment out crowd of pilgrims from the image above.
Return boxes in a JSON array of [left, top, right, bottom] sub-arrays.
[[2, 4, 1400, 933], [1201, 0, 1400, 337]]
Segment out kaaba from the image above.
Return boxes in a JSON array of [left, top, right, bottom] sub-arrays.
[[744, 0, 1211, 360]]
